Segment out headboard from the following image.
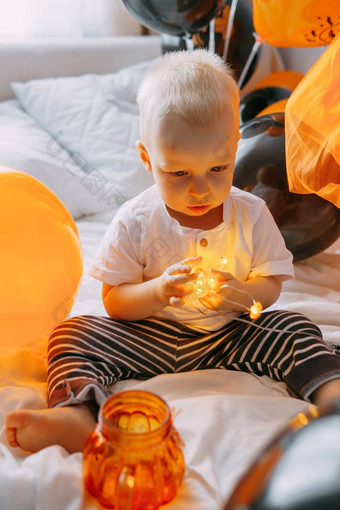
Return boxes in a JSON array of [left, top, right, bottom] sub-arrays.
[[0, 35, 162, 101]]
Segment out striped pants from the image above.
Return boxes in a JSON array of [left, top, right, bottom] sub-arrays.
[[47, 310, 340, 408]]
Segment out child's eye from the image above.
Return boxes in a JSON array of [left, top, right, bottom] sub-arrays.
[[210, 166, 225, 173], [173, 170, 187, 177]]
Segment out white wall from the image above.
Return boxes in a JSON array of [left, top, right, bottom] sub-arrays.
[[0, 0, 142, 40], [278, 46, 327, 73]]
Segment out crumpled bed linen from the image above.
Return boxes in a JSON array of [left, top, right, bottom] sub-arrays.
[[0, 214, 339, 510]]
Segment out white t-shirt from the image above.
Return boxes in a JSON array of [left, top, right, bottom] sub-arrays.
[[89, 185, 294, 331]]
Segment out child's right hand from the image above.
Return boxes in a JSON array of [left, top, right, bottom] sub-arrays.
[[156, 257, 202, 308]]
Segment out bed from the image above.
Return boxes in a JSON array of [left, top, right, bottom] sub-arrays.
[[0, 35, 339, 510]]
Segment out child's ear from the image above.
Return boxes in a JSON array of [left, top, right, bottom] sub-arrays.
[[135, 141, 152, 173]]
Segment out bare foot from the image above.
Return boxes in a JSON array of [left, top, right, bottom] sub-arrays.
[[312, 379, 340, 408], [5, 404, 97, 454]]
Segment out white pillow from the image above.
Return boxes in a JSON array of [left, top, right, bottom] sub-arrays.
[[0, 100, 124, 219], [11, 59, 156, 203]]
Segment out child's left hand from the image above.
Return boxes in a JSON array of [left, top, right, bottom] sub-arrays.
[[198, 269, 253, 313]]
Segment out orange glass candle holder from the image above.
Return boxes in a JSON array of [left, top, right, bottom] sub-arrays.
[[83, 390, 185, 510]]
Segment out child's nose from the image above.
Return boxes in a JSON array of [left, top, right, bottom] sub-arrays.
[[190, 178, 209, 197]]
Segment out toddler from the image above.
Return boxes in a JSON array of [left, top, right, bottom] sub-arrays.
[[6, 49, 340, 453]]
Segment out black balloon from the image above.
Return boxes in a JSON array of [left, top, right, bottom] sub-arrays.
[[224, 400, 340, 510], [233, 113, 340, 261], [239, 86, 291, 124], [161, 0, 258, 86], [121, 0, 226, 36]]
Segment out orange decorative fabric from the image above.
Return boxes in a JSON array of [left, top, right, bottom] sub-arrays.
[[285, 34, 340, 207]]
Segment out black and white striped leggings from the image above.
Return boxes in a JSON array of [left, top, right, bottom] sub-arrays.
[[47, 310, 340, 408]]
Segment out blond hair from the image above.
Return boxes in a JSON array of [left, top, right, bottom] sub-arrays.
[[137, 49, 239, 140]]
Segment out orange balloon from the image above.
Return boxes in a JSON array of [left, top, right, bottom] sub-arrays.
[[254, 70, 304, 91], [253, 0, 340, 47], [256, 98, 289, 117], [0, 165, 83, 354]]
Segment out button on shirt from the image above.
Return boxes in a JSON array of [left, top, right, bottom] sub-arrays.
[[90, 185, 294, 331]]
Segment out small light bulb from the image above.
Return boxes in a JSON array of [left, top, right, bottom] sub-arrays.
[[308, 405, 319, 419], [297, 413, 309, 426], [187, 280, 193, 287], [127, 474, 135, 488], [194, 287, 205, 297], [249, 301, 263, 320], [218, 257, 228, 271], [196, 278, 205, 288], [207, 277, 219, 291]]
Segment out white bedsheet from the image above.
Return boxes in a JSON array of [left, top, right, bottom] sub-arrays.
[[0, 212, 339, 510]]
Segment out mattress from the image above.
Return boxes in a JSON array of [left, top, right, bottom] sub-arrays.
[[1, 211, 339, 510]]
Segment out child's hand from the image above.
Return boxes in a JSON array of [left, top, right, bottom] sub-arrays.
[[199, 269, 253, 313], [156, 257, 202, 308]]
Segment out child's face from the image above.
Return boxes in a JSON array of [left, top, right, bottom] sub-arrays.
[[137, 105, 240, 228]]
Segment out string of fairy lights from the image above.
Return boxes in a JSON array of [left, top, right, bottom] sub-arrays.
[[187, 259, 325, 342], [188, 257, 263, 319]]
